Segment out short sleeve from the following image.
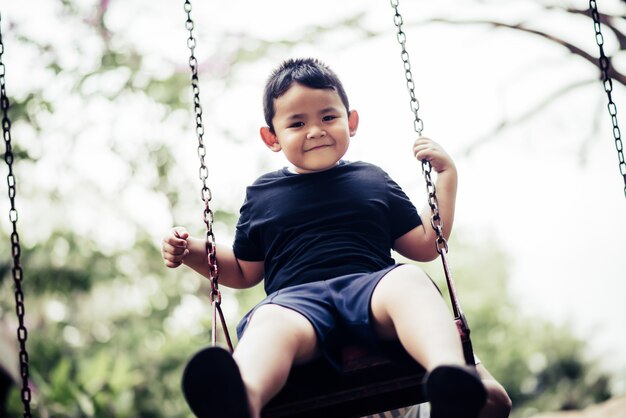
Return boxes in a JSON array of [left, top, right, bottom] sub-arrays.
[[384, 172, 422, 240], [232, 193, 265, 261]]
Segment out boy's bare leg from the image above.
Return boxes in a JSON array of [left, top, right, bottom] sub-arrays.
[[370, 264, 466, 369], [233, 304, 320, 418], [371, 264, 496, 417]]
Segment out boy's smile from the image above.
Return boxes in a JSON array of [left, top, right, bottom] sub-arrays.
[[260, 83, 359, 174]]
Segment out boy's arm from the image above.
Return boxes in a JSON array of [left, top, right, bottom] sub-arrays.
[[162, 227, 264, 289], [393, 138, 458, 262]]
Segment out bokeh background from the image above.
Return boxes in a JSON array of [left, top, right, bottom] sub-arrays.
[[1, 0, 624, 416]]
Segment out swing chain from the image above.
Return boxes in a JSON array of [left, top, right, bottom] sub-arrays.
[[390, 1, 475, 366], [589, 0, 626, 198], [423, 165, 448, 254], [390, 0, 424, 137], [390, 0, 447, 255], [183, 1, 233, 352], [0, 12, 33, 416], [183, 0, 219, 290]]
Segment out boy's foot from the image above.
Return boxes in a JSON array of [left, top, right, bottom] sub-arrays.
[[182, 346, 251, 418], [424, 365, 487, 418]]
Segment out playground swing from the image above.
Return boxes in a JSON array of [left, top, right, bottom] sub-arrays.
[[179, 1, 626, 417], [180, 1, 474, 417], [2, 1, 625, 418]]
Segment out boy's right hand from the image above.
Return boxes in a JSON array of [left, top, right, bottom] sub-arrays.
[[162, 226, 190, 268]]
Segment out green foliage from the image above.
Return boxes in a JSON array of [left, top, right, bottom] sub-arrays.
[[1, 231, 199, 417]]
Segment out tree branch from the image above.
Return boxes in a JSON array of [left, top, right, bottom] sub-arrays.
[[430, 17, 626, 87], [459, 79, 596, 156], [560, 6, 626, 50]]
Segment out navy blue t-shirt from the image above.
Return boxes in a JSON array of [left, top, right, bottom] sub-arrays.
[[233, 161, 422, 295]]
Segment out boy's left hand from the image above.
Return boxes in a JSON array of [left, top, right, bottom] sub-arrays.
[[413, 137, 455, 174]]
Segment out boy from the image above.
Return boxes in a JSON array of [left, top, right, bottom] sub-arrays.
[[162, 58, 505, 418]]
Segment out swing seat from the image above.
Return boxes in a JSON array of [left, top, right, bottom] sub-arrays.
[[262, 342, 427, 418]]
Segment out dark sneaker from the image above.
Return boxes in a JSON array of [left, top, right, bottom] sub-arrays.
[[182, 346, 251, 418], [425, 365, 487, 418]]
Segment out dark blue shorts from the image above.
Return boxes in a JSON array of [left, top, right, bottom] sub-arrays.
[[236, 264, 402, 369]]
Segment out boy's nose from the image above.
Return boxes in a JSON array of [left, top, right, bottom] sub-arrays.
[[306, 126, 326, 139]]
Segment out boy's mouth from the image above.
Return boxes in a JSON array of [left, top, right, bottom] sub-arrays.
[[305, 142, 333, 152]]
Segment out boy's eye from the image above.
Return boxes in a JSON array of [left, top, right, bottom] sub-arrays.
[[322, 115, 337, 122], [288, 122, 304, 128]]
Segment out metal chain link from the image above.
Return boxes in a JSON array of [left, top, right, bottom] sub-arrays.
[[183, 1, 233, 352], [589, 0, 626, 198], [389, 1, 476, 365], [390, 0, 424, 137], [0, 12, 33, 417], [390, 0, 447, 255]]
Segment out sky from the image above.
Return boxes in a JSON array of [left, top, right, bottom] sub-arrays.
[[2, 0, 625, 394]]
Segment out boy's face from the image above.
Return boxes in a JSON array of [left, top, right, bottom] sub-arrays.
[[260, 83, 359, 174]]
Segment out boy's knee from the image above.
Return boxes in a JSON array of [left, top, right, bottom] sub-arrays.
[[374, 264, 436, 300], [248, 304, 308, 332], [244, 304, 319, 362], [370, 265, 440, 335]]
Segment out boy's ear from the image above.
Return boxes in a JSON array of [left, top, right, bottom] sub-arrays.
[[260, 126, 281, 152], [348, 110, 359, 137]]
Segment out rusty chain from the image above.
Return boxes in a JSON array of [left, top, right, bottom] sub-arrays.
[[390, 0, 447, 255], [589, 0, 626, 198], [389, 0, 475, 365], [1, 11, 33, 417], [183, 0, 233, 352]]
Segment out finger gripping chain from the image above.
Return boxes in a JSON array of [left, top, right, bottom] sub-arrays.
[[183, 0, 234, 351], [390, 0, 474, 366]]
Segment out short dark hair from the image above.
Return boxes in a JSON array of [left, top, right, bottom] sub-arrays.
[[263, 58, 350, 133]]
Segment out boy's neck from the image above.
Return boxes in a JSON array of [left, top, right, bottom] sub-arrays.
[[287, 161, 343, 175]]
